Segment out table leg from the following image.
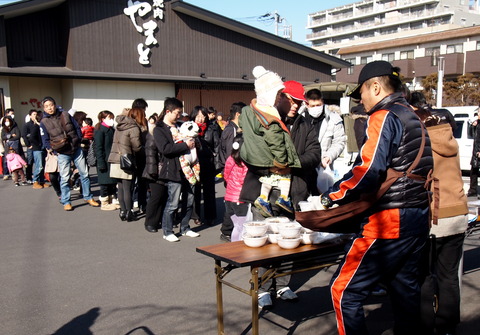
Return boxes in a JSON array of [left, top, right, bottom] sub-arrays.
[[215, 260, 225, 335], [251, 266, 259, 335]]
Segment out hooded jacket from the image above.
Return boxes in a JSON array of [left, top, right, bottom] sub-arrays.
[[1, 116, 24, 156], [107, 115, 142, 164], [303, 105, 346, 167], [427, 123, 468, 237], [239, 100, 301, 169], [6, 152, 26, 172]]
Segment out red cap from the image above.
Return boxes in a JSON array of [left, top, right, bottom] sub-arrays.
[[283, 81, 306, 101]]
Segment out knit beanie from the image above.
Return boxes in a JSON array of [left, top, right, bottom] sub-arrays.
[[252, 66, 285, 107]]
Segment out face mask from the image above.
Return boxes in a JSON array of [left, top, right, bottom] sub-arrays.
[[104, 118, 114, 127], [5, 121, 10, 127], [308, 106, 324, 118]]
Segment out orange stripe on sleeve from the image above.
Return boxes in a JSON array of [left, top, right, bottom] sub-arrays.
[[330, 110, 390, 201]]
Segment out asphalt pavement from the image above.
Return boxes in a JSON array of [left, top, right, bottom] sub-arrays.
[[1, 171, 480, 335]]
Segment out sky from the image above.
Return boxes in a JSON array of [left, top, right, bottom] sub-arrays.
[[186, 0, 355, 45], [0, 0, 356, 45]]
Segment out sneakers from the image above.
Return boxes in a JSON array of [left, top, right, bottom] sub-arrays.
[[32, 181, 44, 189], [26, 180, 33, 185], [72, 185, 81, 191], [163, 234, 180, 242], [15, 182, 20, 187], [220, 233, 231, 242], [3, 175, 10, 180], [258, 292, 273, 309], [21, 181, 29, 186], [275, 196, 294, 213], [64, 203, 73, 211], [254, 196, 273, 217], [85, 199, 100, 207], [182, 230, 200, 238], [277, 287, 298, 301]]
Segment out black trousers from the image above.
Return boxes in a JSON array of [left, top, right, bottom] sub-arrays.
[[468, 166, 479, 194], [192, 172, 217, 222], [421, 233, 465, 335], [220, 200, 249, 236], [144, 182, 167, 228]]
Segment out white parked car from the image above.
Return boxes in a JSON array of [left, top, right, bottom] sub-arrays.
[[453, 117, 474, 172]]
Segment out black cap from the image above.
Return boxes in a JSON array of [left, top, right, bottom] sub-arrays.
[[348, 61, 399, 100]]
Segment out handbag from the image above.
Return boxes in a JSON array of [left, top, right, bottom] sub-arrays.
[[295, 123, 433, 233], [45, 153, 59, 173], [86, 141, 97, 167], [120, 153, 136, 173]]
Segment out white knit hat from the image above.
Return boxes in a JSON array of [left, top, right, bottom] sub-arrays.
[[252, 66, 284, 107]]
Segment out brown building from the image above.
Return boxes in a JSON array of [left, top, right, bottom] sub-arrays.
[[335, 25, 480, 97], [0, 0, 348, 120]]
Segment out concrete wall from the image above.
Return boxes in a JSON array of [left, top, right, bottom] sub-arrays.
[[0, 76, 175, 127], [70, 80, 175, 120]]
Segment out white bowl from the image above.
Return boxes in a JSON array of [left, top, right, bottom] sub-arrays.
[[243, 221, 268, 237], [265, 217, 291, 233], [268, 233, 281, 244], [278, 222, 302, 239], [301, 232, 316, 244], [301, 227, 314, 234], [277, 237, 302, 249], [243, 234, 268, 248]]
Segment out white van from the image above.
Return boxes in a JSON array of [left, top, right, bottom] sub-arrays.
[[453, 116, 474, 171]]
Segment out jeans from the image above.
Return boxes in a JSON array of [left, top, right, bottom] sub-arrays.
[[57, 147, 93, 205], [32, 150, 45, 183], [162, 179, 194, 236]]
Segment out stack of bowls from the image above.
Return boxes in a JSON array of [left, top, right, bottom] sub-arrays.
[[277, 222, 303, 249], [265, 216, 290, 243], [242, 221, 268, 248]]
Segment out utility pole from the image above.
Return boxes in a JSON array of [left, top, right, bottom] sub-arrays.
[[437, 56, 445, 108]]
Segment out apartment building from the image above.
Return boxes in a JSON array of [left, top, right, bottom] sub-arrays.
[[308, 0, 480, 54], [307, 0, 480, 89]]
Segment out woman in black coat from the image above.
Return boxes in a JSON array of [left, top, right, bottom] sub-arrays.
[[190, 106, 219, 225], [94, 110, 117, 210]]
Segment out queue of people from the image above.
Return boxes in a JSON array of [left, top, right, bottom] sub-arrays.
[[0, 60, 470, 335]]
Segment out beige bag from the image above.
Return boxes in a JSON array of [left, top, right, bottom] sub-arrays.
[[45, 153, 58, 173]]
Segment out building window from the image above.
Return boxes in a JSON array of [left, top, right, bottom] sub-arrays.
[[360, 56, 373, 64], [446, 44, 463, 54], [426, 47, 440, 66], [477, 41, 480, 50], [400, 50, 414, 59], [382, 53, 395, 62]]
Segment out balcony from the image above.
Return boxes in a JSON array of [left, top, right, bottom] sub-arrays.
[[415, 53, 464, 77], [392, 59, 415, 78], [465, 50, 480, 73]]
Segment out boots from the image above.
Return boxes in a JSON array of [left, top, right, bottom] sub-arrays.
[[99, 196, 116, 211], [126, 210, 138, 222], [109, 195, 121, 209], [32, 181, 43, 189]]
